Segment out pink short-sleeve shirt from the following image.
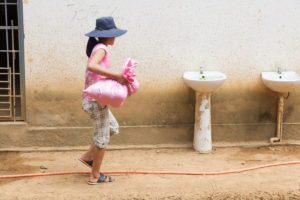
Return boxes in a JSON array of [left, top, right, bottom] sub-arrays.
[[82, 43, 110, 101]]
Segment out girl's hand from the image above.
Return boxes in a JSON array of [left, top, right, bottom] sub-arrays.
[[116, 73, 131, 85]]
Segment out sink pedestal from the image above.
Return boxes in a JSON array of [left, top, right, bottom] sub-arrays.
[[194, 92, 212, 153]]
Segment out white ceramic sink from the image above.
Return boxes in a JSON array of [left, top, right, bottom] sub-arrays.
[[261, 71, 300, 93], [183, 71, 227, 93]]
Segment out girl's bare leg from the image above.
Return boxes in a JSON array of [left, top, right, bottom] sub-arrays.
[[80, 141, 95, 161], [89, 147, 106, 182], [81, 132, 114, 161]]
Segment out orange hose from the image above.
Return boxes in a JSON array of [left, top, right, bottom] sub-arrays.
[[1, 161, 300, 179]]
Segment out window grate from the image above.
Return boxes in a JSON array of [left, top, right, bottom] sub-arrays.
[[0, 67, 11, 119], [0, 0, 25, 121]]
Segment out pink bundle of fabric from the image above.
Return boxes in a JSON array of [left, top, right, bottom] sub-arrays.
[[84, 58, 139, 108], [122, 58, 139, 96], [122, 58, 137, 83]]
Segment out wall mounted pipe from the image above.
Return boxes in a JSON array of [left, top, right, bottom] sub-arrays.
[[270, 95, 284, 143]]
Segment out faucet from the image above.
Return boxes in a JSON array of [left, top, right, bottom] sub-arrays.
[[277, 67, 282, 74], [200, 66, 204, 74]]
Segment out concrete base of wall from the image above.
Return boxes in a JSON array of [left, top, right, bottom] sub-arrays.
[[0, 122, 299, 148], [1, 141, 300, 152]]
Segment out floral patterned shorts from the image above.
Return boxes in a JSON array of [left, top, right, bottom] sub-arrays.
[[82, 100, 119, 148]]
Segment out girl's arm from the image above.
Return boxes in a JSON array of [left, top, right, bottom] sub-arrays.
[[87, 48, 129, 84]]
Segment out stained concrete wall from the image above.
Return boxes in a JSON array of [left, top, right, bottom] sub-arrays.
[[8, 0, 300, 147]]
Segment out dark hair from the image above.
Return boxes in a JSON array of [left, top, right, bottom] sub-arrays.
[[86, 37, 106, 57]]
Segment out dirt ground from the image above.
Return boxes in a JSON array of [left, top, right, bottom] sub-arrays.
[[0, 146, 300, 200]]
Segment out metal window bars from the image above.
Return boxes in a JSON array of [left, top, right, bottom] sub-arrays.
[[0, 21, 17, 121], [0, 0, 24, 121], [0, 66, 12, 119]]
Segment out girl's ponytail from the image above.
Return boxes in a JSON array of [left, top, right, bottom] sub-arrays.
[[86, 37, 99, 57]]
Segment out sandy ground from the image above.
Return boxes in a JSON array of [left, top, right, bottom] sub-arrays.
[[0, 146, 300, 200]]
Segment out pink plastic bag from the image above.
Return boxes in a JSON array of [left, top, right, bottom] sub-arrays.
[[127, 79, 139, 96], [84, 79, 128, 108], [83, 58, 139, 108]]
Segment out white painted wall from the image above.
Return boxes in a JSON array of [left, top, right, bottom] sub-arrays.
[[23, 0, 300, 129], [24, 0, 300, 88]]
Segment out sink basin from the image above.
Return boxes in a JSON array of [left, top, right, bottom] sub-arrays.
[[261, 71, 300, 93], [183, 71, 226, 152], [183, 71, 227, 93]]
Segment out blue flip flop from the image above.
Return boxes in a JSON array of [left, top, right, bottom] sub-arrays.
[[78, 158, 93, 168], [87, 173, 115, 185]]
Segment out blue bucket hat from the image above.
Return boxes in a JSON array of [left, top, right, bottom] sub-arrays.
[[85, 17, 127, 38]]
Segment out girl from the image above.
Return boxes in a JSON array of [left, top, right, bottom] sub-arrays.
[[79, 16, 129, 184]]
